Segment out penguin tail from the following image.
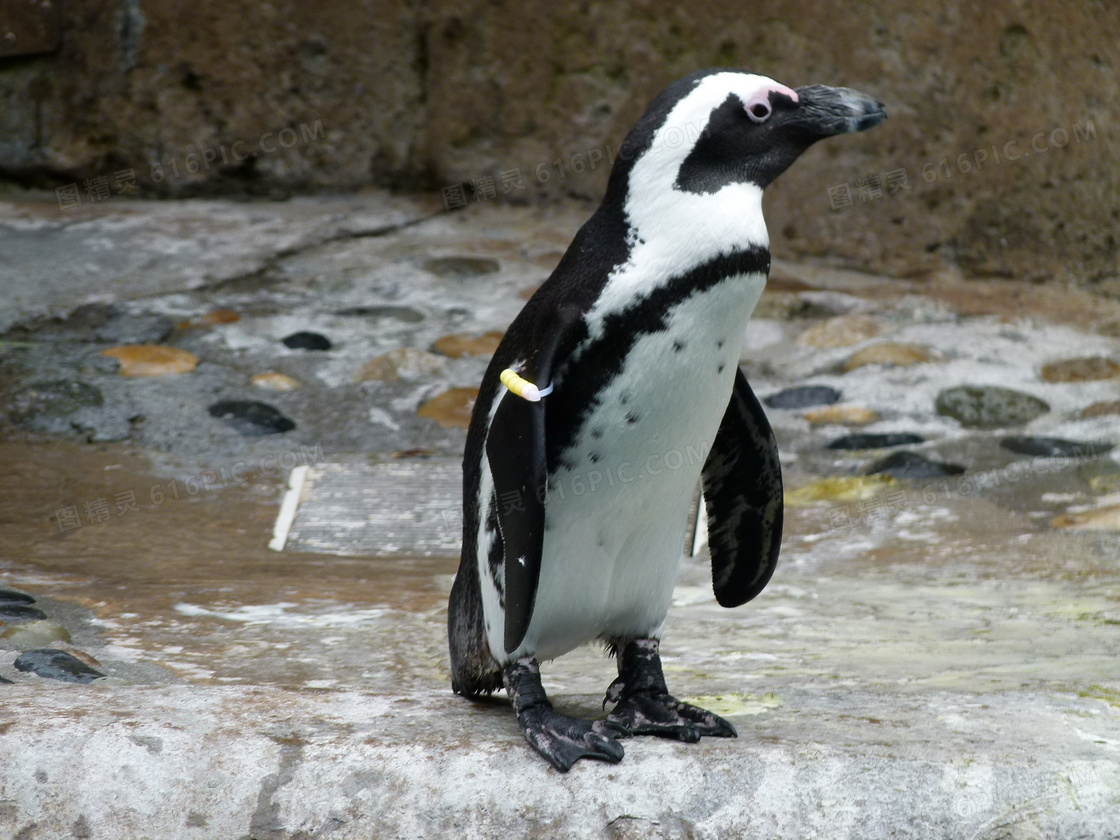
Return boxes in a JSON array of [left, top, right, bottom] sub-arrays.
[[448, 554, 503, 697]]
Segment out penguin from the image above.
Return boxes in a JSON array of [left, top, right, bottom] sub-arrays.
[[448, 68, 886, 771]]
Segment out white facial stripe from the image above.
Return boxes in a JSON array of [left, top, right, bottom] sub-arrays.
[[583, 73, 781, 344]]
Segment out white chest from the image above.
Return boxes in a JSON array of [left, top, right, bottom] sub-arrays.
[[502, 272, 767, 661]]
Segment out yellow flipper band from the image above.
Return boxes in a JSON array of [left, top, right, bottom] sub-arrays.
[[500, 368, 554, 402]]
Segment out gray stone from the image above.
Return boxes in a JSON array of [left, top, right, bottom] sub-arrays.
[[208, 400, 296, 436], [422, 256, 501, 278], [865, 450, 966, 480], [935, 386, 1050, 429], [335, 305, 426, 323], [13, 648, 105, 684], [0, 604, 48, 623], [763, 385, 841, 410], [0, 588, 35, 605], [281, 331, 332, 351], [827, 433, 925, 450], [1000, 436, 1113, 459]]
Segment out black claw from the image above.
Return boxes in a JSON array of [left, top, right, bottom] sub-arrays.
[[604, 639, 739, 742], [505, 658, 625, 771]]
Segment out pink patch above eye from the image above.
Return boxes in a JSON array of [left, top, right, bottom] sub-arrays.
[[745, 83, 799, 116]]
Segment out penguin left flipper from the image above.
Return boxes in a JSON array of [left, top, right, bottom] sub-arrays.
[[486, 304, 583, 655], [702, 368, 784, 607]]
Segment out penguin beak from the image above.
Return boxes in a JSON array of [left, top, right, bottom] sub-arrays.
[[789, 85, 887, 136]]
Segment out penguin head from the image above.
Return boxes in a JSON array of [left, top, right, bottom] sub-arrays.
[[606, 69, 886, 251], [615, 70, 886, 195]]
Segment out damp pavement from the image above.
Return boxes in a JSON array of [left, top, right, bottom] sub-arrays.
[[1, 191, 1120, 839]]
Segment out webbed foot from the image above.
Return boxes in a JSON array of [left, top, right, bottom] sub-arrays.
[[604, 639, 737, 741], [504, 658, 626, 772]]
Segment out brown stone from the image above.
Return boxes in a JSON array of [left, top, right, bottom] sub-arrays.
[[101, 345, 198, 377], [356, 348, 445, 383], [803, 405, 879, 426], [797, 315, 884, 349], [432, 331, 504, 358], [251, 372, 301, 391], [1082, 401, 1120, 418], [178, 310, 240, 329], [843, 343, 933, 372], [1040, 357, 1120, 383], [1051, 504, 1120, 532], [418, 387, 478, 429]]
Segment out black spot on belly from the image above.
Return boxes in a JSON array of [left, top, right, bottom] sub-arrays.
[[716, 339, 725, 349], [590, 428, 604, 439], [625, 411, 640, 425], [673, 340, 685, 353], [718, 363, 725, 373], [589, 452, 601, 463]]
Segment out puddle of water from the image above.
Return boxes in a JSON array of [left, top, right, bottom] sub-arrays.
[[0, 440, 456, 690]]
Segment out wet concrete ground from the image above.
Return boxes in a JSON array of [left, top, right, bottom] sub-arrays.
[[1, 192, 1119, 839]]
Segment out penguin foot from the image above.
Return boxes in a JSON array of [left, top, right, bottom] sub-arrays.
[[604, 639, 738, 741], [504, 658, 626, 772]]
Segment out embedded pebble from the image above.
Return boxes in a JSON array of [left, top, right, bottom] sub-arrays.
[[828, 433, 926, 450], [796, 314, 884, 348], [418, 388, 478, 429], [763, 385, 841, 409], [101, 345, 199, 377], [422, 256, 500, 277], [177, 309, 241, 329], [1082, 401, 1120, 418], [282, 331, 332, 351], [1, 619, 72, 649], [432, 331, 504, 358], [804, 405, 879, 426], [0, 604, 48, 623], [356, 348, 445, 383], [14, 648, 105, 684], [784, 474, 894, 505], [935, 386, 1049, 429], [1039, 356, 1120, 383], [1051, 504, 1120, 531], [842, 343, 932, 372], [251, 372, 302, 391], [0, 588, 35, 605], [1000, 437, 1113, 459], [336, 305, 425, 323], [866, 451, 966, 479], [208, 400, 296, 435]]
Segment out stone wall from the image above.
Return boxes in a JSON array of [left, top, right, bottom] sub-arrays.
[[1, 0, 1116, 284]]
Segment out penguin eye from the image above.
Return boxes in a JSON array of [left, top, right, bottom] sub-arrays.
[[748, 101, 772, 123]]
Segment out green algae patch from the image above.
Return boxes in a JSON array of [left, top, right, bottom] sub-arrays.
[[683, 692, 782, 717], [785, 475, 895, 506], [1077, 685, 1120, 709]]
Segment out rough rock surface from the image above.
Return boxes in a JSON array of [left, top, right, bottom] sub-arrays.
[[2, 193, 1120, 839], [1, 1, 1117, 283]]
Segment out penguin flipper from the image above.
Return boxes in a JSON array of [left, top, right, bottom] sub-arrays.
[[486, 304, 582, 655], [702, 368, 783, 607]]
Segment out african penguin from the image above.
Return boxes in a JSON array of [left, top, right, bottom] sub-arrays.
[[448, 68, 886, 771]]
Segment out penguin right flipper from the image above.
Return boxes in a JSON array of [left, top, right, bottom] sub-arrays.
[[701, 368, 783, 607], [486, 304, 583, 655]]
